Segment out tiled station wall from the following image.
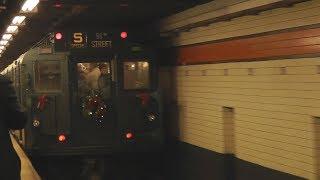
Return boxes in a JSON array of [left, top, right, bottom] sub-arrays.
[[159, 0, 320, 179], [166, 0, 320, 46]]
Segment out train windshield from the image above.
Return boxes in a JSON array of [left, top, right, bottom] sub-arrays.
[[123, 61, 150, 90], [34, 61, 62, 91], [77, 62, 111, 100]]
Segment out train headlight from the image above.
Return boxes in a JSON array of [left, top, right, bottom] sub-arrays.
[[58, 134, 66, 142], [120, 31, 128, 39], [55, 32, 63, 40], [126, 132, 133, 139], [147, 114, 156, 122], [33, 119, 40, 127]]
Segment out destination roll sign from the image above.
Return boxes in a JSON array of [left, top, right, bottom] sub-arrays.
[[54, 31, 113, 52], [69, 32, 112, 49]]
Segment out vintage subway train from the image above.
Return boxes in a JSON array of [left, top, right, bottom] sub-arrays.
[[2, 29, 164, 156]]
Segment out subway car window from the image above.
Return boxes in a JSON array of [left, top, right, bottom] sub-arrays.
[[34, 61, 62, 91], [77, 62, 111, 100], [123, 61, 150, 90]]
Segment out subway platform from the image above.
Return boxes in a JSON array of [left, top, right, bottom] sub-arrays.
[[11, 135, 41, 180], [15, 140, 303, 180]]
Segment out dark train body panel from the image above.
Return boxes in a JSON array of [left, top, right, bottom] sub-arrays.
[[3, 29, 164, 156]]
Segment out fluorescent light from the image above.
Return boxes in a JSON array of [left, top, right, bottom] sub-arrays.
[[2, 34, 12, 41], [6, 26, 18, 33], [12, 16, 26, 25], [21, 0, 39, 12], [0, 40, 8, 46]]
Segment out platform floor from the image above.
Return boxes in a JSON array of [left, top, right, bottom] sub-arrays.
[[11, 135, 41, 180], [10, 140, 302, 180]]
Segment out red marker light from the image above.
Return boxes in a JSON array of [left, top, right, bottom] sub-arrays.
[[58, 134, 66, 142], [126, 133, 133, 139], [55, 32, 63, 40], [120, 31, 128, 39], [54, 3, 62, 8], [138, 93, 150, 106]]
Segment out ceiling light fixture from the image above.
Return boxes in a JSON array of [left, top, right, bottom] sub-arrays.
[[0, 40, 9, 46], [2, 34, 12, 41], [21, 0, 39, 12], [0, 0, 40, 61], [12, 16, 26, 25], [6, 26, 18, 33]]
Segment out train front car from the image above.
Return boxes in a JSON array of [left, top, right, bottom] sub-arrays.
[[21, 29, 164, 156]]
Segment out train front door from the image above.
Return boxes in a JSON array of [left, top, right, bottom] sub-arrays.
[[69, 59, 116, 152]]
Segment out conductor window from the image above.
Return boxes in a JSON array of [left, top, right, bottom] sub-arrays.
[[34, 61, 61, 91], [123, 61, 150, 90]]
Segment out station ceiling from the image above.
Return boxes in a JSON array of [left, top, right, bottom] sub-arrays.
[[0, 0, 212, 69]]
